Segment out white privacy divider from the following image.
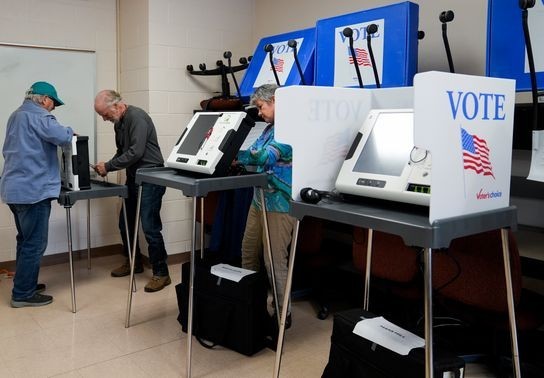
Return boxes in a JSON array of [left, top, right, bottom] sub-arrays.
[[414, 71, 515, 223], [274, 71, 515, 224]]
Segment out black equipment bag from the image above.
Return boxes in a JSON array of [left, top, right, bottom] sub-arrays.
[[176, 260, 269, 356], [322, 308, 465, 378]]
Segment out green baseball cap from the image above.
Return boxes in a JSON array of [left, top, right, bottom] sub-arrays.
[[29, 81, 64, 106]]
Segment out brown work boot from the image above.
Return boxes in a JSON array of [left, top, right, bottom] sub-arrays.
[[144, 275, 172, 292], [111, 260, 144, 277]]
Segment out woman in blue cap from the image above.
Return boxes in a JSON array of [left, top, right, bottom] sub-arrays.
[[0, 81, 74, 308]]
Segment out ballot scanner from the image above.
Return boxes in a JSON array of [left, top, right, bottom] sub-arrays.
[[60, 135, 91, 191]]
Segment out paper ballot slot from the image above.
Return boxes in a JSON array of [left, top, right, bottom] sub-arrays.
[[335, 109, 431, 206], [166, 112, 254, 176], [60, 135, 91, 191]]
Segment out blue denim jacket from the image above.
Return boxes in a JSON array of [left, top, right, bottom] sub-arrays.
[[0, 99, 73, 204], [237, 124, 292, 213]]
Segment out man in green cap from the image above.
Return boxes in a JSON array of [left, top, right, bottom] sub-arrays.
[[0, 81, 74, 307]]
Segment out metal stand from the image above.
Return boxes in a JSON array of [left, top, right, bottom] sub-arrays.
[[273, 199, 519, 378], [273, 220, 299, 376], [87, 199, 91, 269], [186, 197, 197, 377], [124, 167, 268, 377], [200, 197, 204, 259], [424, 247, 434, 378], [363, 228, 373, 311], [64, 206, 77, 313], [260, 188, 280, 325], [58, 181, 129, 313], [501, 228, 521, 377], [125, 188, 142, 328]]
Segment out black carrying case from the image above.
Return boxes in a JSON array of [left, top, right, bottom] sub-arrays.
[[176, 260, 269, 356], [322, 308, 465, 378]]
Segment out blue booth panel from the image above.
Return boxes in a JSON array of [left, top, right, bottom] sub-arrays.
[[315, 1, 419, 88], [487, 0, 544, 92], [239, 27, 315, 101]]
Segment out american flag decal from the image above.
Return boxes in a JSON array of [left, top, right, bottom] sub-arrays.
[[347, 47, 372, 67], [272, 58, 284, 73], [461, 128, 495, 179]]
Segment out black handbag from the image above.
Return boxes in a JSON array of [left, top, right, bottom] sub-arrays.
[[176, 260, 270, 356]]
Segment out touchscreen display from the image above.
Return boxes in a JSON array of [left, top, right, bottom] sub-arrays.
[[177, 114, 220, 155], [352, 112, 414, 177]]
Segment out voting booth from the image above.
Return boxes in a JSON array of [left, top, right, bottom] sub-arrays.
[[275, 72, 515, 222], [60, 135, 91, 191], [239, 27, 316, 101], [273, 73, 518, 377], [414, 72, 515, 221], [487, 0, 544, 91], [166, 111, 254, 176], [314, 1, 419, 89]]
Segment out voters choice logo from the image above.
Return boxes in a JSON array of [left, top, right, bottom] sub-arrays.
[[476, 188, 503, 200]]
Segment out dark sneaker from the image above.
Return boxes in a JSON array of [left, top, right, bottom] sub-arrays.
[[144, 275, 171, 292], [11, 293, 53, 308], [111, 260, 144, 277], [36, 283, 46, 293]]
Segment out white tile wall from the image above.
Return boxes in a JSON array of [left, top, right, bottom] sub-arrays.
[[148, 91, 170, 114], [0, 227, 16, 260], [138, 0, 255, 255], [123, 46, 149, 71], [0, 0, 256, 263], [0, 0, 118, 262], [123, 91, 150, 112], [119, 0, 149, 49], [0, 205, 14, 228]]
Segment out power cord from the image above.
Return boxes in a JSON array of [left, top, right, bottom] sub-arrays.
[[415, 247, 461, 293]]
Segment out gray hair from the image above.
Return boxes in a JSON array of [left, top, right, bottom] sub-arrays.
[[100, 90, 124, 107], [250, 84, 278, 105], [24, 89, 47, 105]]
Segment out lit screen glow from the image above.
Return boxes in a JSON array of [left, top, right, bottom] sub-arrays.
[[352, 112, 414, 177]]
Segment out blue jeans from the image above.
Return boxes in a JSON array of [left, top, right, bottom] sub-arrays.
[[120, 180, 169, 276], [9, 199, 52, 300]]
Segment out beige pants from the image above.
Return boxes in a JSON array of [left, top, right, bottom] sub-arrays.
[[241, 205, 296, 314]]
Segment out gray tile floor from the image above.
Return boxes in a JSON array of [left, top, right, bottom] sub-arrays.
[[0, 253, 537, 377]]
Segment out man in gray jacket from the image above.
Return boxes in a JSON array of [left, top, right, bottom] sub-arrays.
[[94, 90, 170, 292]]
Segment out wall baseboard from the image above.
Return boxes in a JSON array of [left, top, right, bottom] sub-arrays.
[[0, 244, 190, 271]]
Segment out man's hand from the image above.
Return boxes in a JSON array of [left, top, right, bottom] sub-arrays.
[[94, 162, 107, 177]]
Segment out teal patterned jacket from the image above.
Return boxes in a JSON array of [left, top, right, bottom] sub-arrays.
[[237, 124, 292, 213]]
